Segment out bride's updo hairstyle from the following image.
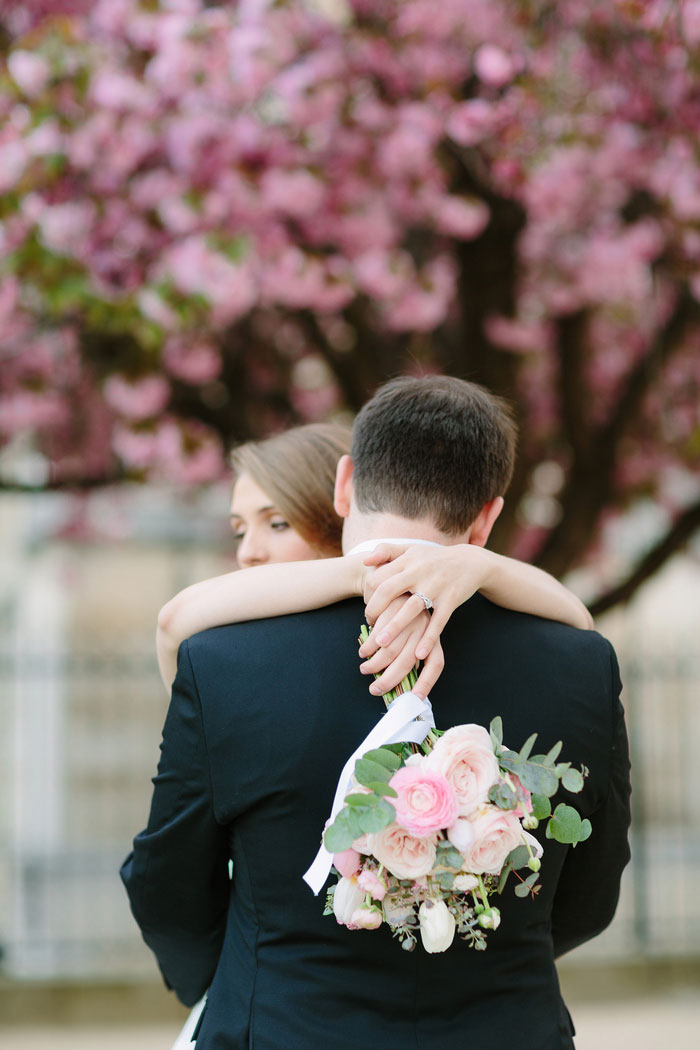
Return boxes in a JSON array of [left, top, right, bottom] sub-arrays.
[[231, 423, 351, 557], [350, 375, 517, 535]]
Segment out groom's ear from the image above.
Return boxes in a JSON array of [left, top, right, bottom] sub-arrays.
[[468, 496, 504, 547], [333, 454, 354, 518]]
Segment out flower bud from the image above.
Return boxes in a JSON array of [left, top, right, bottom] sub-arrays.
[[453, 873, 479, 893], [528, 857, 541, 873], [523, 815, 539, 830], [350, 907, 382, 930], [478, 907, 501, 930], [418, 899, 456, 953], [332, 876, 365, 927]]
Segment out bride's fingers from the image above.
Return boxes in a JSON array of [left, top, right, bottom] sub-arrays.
[[412, 643, 446, 699], [366, 639, 423, 696], [414, 607, 452, 661], [362, 543, 410, 568], [364, 575, 415, 623], [362, 595, 428, 650]]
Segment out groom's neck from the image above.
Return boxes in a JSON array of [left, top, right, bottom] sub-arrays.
[[341, 510, 470, 554]]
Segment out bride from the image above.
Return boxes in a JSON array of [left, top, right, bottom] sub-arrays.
[[157, 421, 592, 1048]]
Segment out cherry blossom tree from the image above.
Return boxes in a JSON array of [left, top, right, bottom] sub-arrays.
[[1, 0, 699, 612]]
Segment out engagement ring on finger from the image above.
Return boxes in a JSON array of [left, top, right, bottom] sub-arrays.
[[415, 592, 434, 612]]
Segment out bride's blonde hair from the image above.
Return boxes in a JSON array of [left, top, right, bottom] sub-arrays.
[[231, 423, 351, 556]]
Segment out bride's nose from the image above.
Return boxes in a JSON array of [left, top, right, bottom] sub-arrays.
[[237, 529, 268, 569]]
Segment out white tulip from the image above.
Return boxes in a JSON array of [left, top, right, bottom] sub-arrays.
[[332, 876, 365, 926], [418, 899, 456, 953]]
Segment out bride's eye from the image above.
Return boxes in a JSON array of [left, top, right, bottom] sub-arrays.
[[270, 519, 290, 531], [231, 527, 245, 541]]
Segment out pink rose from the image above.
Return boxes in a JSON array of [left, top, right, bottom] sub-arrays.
[[333, 848, 361, 879], [370, 824, 437, 880], [460, 806, 524, 876], [389, 765, 458, 837], [357, 868, 386, 901], [425, 724, 500, 816]]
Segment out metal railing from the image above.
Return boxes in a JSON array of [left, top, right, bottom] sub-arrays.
[[0, 636, 698, 979]]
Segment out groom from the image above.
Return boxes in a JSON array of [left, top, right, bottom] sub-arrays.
[[122, 376, 631, 1050]]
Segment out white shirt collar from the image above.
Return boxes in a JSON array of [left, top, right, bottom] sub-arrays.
[[346, 537, 441, 556]]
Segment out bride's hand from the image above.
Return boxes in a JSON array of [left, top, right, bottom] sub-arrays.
[[360, 541, 490, 673], [358, 595, 445, 700]]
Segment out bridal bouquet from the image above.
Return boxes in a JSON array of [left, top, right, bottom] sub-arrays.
[[321, 627, 591, 953]]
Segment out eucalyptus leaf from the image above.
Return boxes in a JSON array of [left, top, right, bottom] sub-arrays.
[[344, 792, 379, 807], [519, 733, 538, 762], [365, 781, 398, 797], [360, 798, 396, 832], [437, 872, 455, 890], [543, 741, 563, 767], [516, 762, 559, 797], [489, 781, 518, 810], [504, 845, 529, 870], [562, 767, 585, 793], [545, 803, 589, 845], [355, 757, 392, 787], [531, 794, 551, 820], [324, 807, 363, 853], [514, 882, 532, 898], [489, 716, 503, 749], [440, 846, 466, 869], [363, 747, 402, 771]]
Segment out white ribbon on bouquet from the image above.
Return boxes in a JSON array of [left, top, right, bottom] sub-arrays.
[[302, 692, 435, 895]]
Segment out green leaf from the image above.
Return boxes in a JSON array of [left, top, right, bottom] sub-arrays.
[[543, 741, 563, 767], [518, 733, 538, 762], [489, 781, 518, 810], [354, 757, 393, 787], [489, 716, 503, 750], [516, 762, 559, 797], [437, 872, 455, 890], [364, 781, 398, 797], [438, 845, 466, 869], [514, 882, 532, 898], [360, 798, 396, 832], [531, 794, 551, 820], [504, 845, 529, 871], [344, 792, 380, 807], [324, 807, 364, 853], [363, 747, 402, 771], [545, 803, 591, 845], [562, 767, 585, 793]]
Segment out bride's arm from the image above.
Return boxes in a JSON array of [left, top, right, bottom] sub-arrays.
[[156, 555, 365, 691], [358, 544, 593, 696]]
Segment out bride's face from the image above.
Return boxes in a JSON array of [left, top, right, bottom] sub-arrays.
[[230, 472, 318, 568]]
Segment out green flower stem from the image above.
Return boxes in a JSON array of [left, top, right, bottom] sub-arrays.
[[476, 874, 491, 911], [359, 623, 419, 710]]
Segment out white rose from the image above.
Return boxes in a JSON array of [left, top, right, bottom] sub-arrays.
[[418, 899, 456, 953], [446, 817, 475, 856], [332, 876, 364, 927]]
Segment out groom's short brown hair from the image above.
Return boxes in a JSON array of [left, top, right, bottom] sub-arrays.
[[351, 375, 517, 534]]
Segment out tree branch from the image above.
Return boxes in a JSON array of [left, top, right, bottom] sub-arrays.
[[589, 497, 700, 617]]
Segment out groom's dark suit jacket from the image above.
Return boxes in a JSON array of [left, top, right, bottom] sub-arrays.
[[121, 595, 631, 1050]]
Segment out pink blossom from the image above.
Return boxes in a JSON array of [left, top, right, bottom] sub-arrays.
[[357, 868, 386, 901], [474, 44, 516, 87], [369, 824, 437, 881], [389, 765, 458, 837], [7, 51, 50, 97], [485, 315, 550, 354], [333, 848, 361, 879], [37, 202, 96, 257], [260, 170, 323, 218], [460, 805, 524, 876], [434, 197, 490, 240], [162, 338, 222, 384], [0, 140, 28, 193], [425, 724, 500, 817], [446, 99, 498, 146], [103, 374, 170, 421], [111, 423, 159, 470], [0, 390, 68, 434]]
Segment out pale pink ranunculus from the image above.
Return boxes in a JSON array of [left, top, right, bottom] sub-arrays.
[[333, 848, 361, 879], [370, 824, 437, 880], [461, 806, 524, 876], [389, 766, 458, 837], [357, 868, 386, 901], [425, 724, 500, 817]]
